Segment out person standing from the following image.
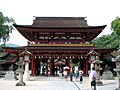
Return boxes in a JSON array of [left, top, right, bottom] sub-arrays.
[[64, 70, 68, 79], [79, 69, 83, 84], [89, 67, 97, 90], [59, 69, 63, 78]]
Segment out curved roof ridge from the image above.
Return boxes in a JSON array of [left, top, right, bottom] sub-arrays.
[[34, 16, 87, 20]]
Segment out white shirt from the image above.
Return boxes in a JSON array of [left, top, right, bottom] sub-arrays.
[[79, 70, 83, 76], [64, 71, 67, 76], [89, 70, 96, 81]]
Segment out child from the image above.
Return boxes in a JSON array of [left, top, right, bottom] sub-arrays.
[[79, 69, 83, 84], [64, 70, 68, 79]]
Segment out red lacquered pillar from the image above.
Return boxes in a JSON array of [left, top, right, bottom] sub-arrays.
[[31, 55, 36, 76], [67, 56, 70, 75], [50, 57, 53, 76]]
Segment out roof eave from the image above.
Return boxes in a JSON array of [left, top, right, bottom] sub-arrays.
[[13, 24, 106, 29]]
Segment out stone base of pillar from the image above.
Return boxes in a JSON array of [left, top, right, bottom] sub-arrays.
[[16, 81, 25, 86], [96, 80, 103, 86]]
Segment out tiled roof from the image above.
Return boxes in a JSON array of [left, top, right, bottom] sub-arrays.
[[32, 17, 88, 27]]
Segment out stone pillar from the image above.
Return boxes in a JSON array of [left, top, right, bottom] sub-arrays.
[[112, 49, 120, 90], [118, 78, 120, 89], [16, 59, 26, 86], [114, 63, 120, 90], [94, 59, 103, 86], [18, 66, 24, 82]]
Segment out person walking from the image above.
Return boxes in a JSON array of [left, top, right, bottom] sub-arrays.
[[89, 67, 97, 90], [79, 69, 83, 84], [70, 70, 73, 81], [75, 70, 79, 81]]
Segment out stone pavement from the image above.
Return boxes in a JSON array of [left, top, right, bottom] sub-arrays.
[[0, 76, 118, 90], [74, 76, 117, 90]]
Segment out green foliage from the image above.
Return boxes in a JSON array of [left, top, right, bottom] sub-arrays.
[[0, 44, 6, 47], [0, 11, 15, 44], [93, 17, 120, 49], [111, 17, 120, 37], [92, 32, 118, 48]]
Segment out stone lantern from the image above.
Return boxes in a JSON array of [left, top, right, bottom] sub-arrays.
[[93, 56, 103, 86], [87, 49, 103, 85], [112, 49, 120, 90], [16, 57, 26, 86], [20, 49, 32, 81], [87, 49, 100, 71]]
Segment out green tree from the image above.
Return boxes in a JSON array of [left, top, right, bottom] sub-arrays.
[[92, 32, 118, 48], [111, 17, 120, 36], [92, 17, 120, 49], [0, 11, 15, 44], [111, 17, 120, 48]]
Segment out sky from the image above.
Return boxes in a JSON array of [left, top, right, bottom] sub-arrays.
[[0, 0, 120, 46]]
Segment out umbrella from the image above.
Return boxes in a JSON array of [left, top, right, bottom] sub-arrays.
[[64, 66, 70, 69], [55, 61, 65, 66]]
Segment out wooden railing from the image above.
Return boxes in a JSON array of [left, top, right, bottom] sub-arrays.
[[28, 44, 93, 46]]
